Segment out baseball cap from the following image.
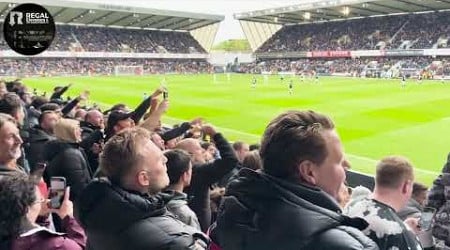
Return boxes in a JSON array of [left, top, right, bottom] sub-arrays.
[[106, 110, 134, 130]]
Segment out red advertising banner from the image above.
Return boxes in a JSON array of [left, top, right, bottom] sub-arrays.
[[309, 50, 351, 58]]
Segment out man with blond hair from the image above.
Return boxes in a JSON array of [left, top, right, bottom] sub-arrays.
[[76, 127, 208, 250], [344, 156, 422, 250]]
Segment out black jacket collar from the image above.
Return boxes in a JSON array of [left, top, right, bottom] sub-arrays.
[[76, 178, 167, 232]]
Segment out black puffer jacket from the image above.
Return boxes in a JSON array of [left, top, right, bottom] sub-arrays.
[[75, 179, 209, 250], [186, 133, 239, 231], [426, 152, 450, 246], [25, 126, 56, 170], [215, 169, 379, 250], [80, 121, 104, 173], [44, 140, 92, 203]]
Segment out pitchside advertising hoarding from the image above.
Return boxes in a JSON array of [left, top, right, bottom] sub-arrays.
[[308, 50, 352, 58], [256, 49, 450, 58]]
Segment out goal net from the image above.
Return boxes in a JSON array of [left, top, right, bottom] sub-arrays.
[[114, 65, 144, 76]]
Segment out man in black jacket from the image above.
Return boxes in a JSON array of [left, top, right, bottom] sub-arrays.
[[76, 127, 208, 250], [80, 109, 105, 173], [25, 110, 58, 170], [214, 110, 378, 250], [176, 125, 239, 231], [50, 84, 71, 102]]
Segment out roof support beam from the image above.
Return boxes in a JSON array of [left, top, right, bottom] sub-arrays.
[[349, 6, 389, 15], [127, 15, 155, 27], [144, 16, 173, 27], [52, 8, 67, 18], [370, 2, 409, 13], [175, 19, 204, 30], [0, 5, 10, 16], [396, 0, 437, 11], [163, 18, 195, 30], [87, 11, 113, 24], [67, 9, 90, 23], [313, 9, 343, 18], [186, 20, 214, 30], [106, 13, 134, 26]]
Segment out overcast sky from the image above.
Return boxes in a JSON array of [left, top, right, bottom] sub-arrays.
[[73, 0, 305, 44]]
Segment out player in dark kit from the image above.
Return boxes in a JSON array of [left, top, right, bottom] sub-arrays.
[[288, 79, 293, 95]]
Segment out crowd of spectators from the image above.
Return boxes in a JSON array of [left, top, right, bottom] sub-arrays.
[[0, 24, 206, 53], [239, 57, 450, 77], [257, 11, 450, 53], [251, 58, 366, 74], [393, 12, 450, 49], [0, 58, 212, 76], [0, 56, 448, 78]]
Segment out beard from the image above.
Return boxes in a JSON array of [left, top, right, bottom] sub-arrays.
[[147, 174, 170, 195], [10, 147, 22, 160]]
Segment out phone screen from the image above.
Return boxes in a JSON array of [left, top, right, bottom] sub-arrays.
[[419, 207, 436, 230], [48, 178, 66, 209]]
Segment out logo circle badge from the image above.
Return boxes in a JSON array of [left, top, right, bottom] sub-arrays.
[[3, 3, 55, 55]]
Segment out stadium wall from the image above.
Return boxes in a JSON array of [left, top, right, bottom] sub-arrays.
[[208, 52, 254, 66]]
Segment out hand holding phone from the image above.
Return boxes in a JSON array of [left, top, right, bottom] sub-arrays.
[[48, 177, 66, 209], [49, 186, 73, 219], [419, 207, 436, 231]]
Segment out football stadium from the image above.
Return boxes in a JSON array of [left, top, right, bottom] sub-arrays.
[[0, 0, 450, 249]]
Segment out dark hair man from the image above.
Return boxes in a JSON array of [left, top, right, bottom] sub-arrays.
[[215, 110, 378, 250]]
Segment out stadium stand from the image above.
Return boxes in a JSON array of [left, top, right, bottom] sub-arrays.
[[256, 11, 450, 53], [238, 57, 450, 78], [0, 58, 212, 76], [46, 26, 206, 53], [232, 0, 450, 80], [0, 1, 222, 76]]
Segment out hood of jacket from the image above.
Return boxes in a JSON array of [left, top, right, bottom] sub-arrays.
[[75, 178, 166, 233], [216, 168, 368, 248], [162, 190, 189, 208], [80, 121, 101, 132], [28, 126, 56, 143]]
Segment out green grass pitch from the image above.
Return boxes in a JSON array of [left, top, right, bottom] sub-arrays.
[[22, 74, 450, 185]]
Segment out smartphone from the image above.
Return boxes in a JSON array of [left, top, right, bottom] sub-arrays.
[[163, 91, 168, 99], [48, 177, 66, 209], [419, 207, 436, 231]]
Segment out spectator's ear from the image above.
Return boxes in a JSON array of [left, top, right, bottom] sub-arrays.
[[402, 179, 413, 195], [298, 160, 317, 185], [137, 170, 150, 187]]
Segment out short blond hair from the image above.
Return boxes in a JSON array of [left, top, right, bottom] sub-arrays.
[[100, 127, 151, 184], [54, 118, 79, 143], [376, 156, 414, 189]]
